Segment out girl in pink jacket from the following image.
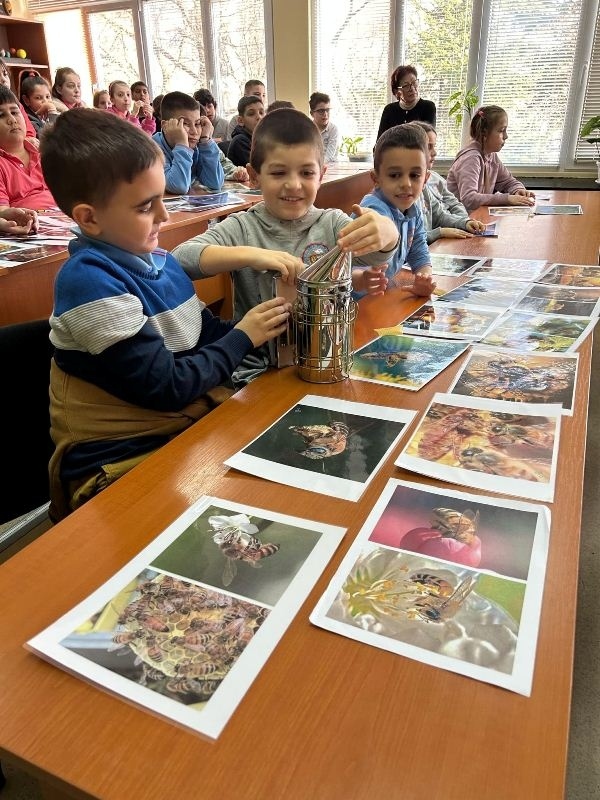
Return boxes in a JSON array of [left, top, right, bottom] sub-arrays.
[[105, 80, 155, 135]]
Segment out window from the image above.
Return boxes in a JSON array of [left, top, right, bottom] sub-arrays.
[[312, 0, 599, 169]]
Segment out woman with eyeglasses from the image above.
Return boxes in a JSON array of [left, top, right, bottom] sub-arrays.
[[376, 65, 436, 142]]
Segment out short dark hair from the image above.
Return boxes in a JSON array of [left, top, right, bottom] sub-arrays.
[[160, 91, 200, 121], [0, 85, 19, 106], [250, 107, 323, 172], [130, 80, 148, 94], [373, 123, 428, 170], [266, 100, 294, 114], [244, 79, 265, 94], [390, 65, 418, 95], [238, 95, 263, 116], [20, 75, 50, 101], [194, 88, 216, 108], [412, 121, 436, 135], [40, 108, 162, 216], [309, 92, 330, 111], [470, 105, 507, 145]]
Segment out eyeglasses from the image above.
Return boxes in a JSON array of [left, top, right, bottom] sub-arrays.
[[313, 108, 331, 114], [399, 80, 419, 91]]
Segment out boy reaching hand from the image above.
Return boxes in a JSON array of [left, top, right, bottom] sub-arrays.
[[153, 91, 224, 193], [172, 107, 399, 386], [41, 109, 290, 521]]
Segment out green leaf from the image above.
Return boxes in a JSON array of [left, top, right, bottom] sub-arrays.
[[580, 116, 600, 138]]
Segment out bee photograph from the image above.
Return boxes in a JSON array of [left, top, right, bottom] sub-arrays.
[[401, 302, 501, 340], [449, 348, 578, 413], [367, 480, 544, 578], [225, 395, 415, 501], [428, 254, 484, 276], [470, 257, 548, 282], [350, 334, 469, 391], [395, 393, 561, 501], [513, 284, 600, 317], [481, 310, 597, 353], [435, 276, 530, 310], [537, 262, 600, 288]]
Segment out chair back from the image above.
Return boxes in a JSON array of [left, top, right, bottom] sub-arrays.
[[0, 319, 53, 524]]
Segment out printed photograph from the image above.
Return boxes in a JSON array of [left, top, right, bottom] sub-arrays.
[[537, 263, 600, 288], [534, 204, 582, 215], [481, 311, 597, 353], [471, 258, 548, 282], [514, 284, 600, 317], [487, 206, 534, 216], [351, 334, 469, 390], [435, 277, 530, 309], [449, 348, 578, 412], [401, 302, 501, 339], [368, 483, 538, 577], [0, 243, 69, 262], [428, 254, 483, 276]]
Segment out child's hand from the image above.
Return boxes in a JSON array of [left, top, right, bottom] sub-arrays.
[[465, 219, 487, 234], [235, 297, 292, 347], [441, 226, 474, 239], [199, 115, 214, 140], [410, 268, 436, 297], [39, 100, 58, 116], [508, 193, 535, 207], [352, 265, 388, 296], [138, 102, 153, 119], [514, 188, 536, 200], [232, 166, 249, 182], [247, 248, 305, 284], [0, 208, 38, 235], [25, 136, 40, 150], [337, 205, 398, 257], [162, 117, 189, 147]]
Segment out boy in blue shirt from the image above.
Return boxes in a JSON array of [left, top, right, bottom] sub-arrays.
[[40, 109, 291, 521], [173, 108, 399, 386], [153, 91, 224, 193], [358, 123, 436, 297]]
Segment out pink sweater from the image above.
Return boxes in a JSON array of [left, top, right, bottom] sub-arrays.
[[105, 105, 156, 135], [446, 141, 525, 212]]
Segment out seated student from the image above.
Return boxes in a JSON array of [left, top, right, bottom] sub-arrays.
[[172, 108, 399, 387], [309, 92, 340, 164], [0, 86, 56, 210], [152, 93, 163, 128], [131, 80, 153, 123], [39, 108, 291, 521], [153, 91, 224, 193], [411, 121, 485, 242], [193, 88, 228, 141], [20, 75, 60, 138], [227, 79, 266, 138], [0, 59, 37, 143], [106, 80, 156, 134], [51, 67, 85, 112], [93, 88, 110, 110], [227, 95, 265, 168], [446, 105, 535, 212], [358, 123, 436, 297]]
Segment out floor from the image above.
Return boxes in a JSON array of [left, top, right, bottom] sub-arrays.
[[1, 342, 599, 800]]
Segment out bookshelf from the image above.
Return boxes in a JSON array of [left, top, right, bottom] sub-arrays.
[[0, 16, 50, 92]]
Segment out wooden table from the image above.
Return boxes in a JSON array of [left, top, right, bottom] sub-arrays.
[[0, 192, 598, 799], [0, 198, 256, 326]]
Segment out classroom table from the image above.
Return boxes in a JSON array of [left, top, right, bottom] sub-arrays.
[[0, 196, 257, 326], [0, 191, 598, 799]]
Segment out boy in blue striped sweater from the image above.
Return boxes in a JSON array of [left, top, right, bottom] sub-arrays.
[[41, 108, 290, 521]]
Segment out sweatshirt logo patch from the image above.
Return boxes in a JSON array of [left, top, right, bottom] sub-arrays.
[[302, 242, 329, 265]]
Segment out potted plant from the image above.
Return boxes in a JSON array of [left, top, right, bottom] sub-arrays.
[[580, 116, 600, 184], [447, 85, 479, 145], [339, 135, 370, 162]]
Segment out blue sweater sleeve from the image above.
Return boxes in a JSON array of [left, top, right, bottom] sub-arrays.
[[405, 207, 431, 272], [163, 144, 194, 194], [193, 141, 225, 190], [54, 309, 253, 412]]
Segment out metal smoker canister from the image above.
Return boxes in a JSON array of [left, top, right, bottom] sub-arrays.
[[293, 246, 357, 383]]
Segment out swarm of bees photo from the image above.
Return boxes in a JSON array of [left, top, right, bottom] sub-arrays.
[[110, 573, 269, 705]]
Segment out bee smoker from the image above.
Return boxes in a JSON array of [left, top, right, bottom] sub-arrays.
[[292, 246, 357, 383]]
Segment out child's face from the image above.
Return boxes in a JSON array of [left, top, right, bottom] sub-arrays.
[[83, 159, 169, 253], [26, 84, 52, 114], [203, 102, 216, 122], [239, 102, 264, 133], [132, 85, 150, 103], [59, 73, 81, 105], [96, 92, 110, 110], [251, 143, 325, 221], [164, 108, 203, 149], [484, 115, 509, 153], [372, 146, 427, 212], [247, 85, 266, 105], [425, 131, 437, 169], [111, 84, 132, 113], [311, 102, 331, 131], [0, 101, 25, 149]]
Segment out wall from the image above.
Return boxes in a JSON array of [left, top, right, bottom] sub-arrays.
[[270, 0, 311, 114]]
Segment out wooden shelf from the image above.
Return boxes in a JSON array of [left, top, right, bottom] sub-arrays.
[[0, 16, 50, 89]]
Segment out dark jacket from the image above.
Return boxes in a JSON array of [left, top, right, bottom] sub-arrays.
[[227, 126, 252, 167]]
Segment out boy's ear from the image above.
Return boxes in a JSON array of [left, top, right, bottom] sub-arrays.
[[72, 203, 101, 236], [247, 164, 260, 187], [370, 168, 378, 187]]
